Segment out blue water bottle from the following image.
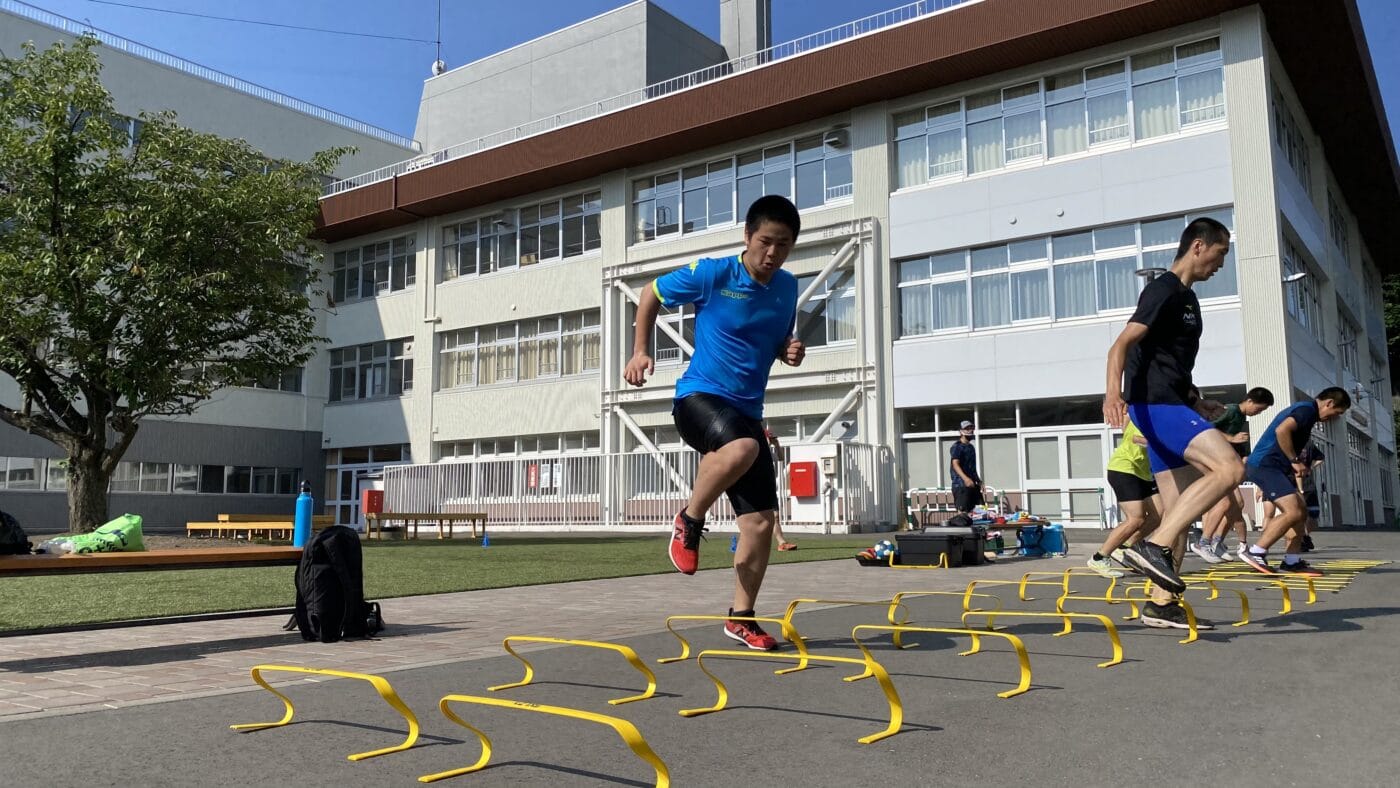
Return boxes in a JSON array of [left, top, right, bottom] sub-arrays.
[[730, 534, 738, 552], [293, 480, 313, 547]]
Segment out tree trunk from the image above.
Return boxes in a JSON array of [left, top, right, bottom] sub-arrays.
[[66, 452, 110, 533]]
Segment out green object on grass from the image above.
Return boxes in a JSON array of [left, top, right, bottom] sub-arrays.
[[65, 514, 146, 554]]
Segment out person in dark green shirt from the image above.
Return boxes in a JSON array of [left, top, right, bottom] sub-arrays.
[[1193, 387, 1274, 562]]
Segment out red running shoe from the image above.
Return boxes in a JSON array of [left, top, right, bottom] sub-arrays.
[[668, 510, 706, 575], [724, 616, 778, 651]]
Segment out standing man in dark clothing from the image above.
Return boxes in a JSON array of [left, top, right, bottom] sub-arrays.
[[1103, 217, 1241, 628], [950, 420, 982, 513]]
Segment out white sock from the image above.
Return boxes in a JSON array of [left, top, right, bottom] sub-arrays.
[[1248, 545, 1267, 555], [1283, 553, 1300, 564]]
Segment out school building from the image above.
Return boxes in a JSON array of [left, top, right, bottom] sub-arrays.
[[3, 0, 1396, 531]]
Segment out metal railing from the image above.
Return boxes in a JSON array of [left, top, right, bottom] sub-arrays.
[[383, 443, 896, 531], [2, 0, 416, 150], [324, 0, 979, 196]]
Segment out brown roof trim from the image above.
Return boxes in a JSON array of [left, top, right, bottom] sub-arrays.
[[316, 0, 1400, 268]]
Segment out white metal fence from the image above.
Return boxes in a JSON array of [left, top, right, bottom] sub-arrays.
[[383, 443, 897, 532], [323, 0, 978, 196]]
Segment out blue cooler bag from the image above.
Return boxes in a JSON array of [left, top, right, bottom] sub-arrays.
[[1040, 524, 1069, 556]]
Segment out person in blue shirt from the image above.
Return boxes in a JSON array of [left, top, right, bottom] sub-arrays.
[[1238, 387, 1350, 576], [624, 195, 805, 651]]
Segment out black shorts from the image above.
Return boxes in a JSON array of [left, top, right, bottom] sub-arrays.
[[673, 393, 777, 515], [1233, 442, 1250, 459], [953, 484, 982, 513], [1107, 469, 1157, 503]]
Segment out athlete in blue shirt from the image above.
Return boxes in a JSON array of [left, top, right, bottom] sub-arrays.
[[624, 195, 805, 651], [1238, 387, 1350, 576]]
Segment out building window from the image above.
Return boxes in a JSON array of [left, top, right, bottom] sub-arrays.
[[1339, 317, 1360, 377], [896, 209, 1235, 338], [796, 270, 857, 347], [0, 457, 43, 490], [331, 234, 416, 304], [328, 339, 414, 402], [1328, 191, 1352, 265], [1273, 90, 1311, 192], [441, 191, 601, 281], [244, 367, 304, 393], [438, 311, 600, 390], [654, 305, 696, 366], [1282, 238, 1324, 343], [632, 133, 852, 242], [894, 36, 1224, 189]]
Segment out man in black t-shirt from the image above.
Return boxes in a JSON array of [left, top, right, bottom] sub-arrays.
[[1103, 217, 1242, 630]]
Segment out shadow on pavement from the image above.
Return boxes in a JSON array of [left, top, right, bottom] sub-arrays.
[[0, 625, 459, 672]]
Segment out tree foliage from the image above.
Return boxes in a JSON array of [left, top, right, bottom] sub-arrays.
[[0, 38, 346, 530]]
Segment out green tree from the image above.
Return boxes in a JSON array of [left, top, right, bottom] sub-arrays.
[[0, 39, 345, 531]]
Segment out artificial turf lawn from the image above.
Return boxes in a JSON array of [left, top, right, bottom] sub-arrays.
[[0, 535, 874, 631]]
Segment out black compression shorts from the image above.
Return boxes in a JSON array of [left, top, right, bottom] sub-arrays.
[[673, 393, 778, 515]]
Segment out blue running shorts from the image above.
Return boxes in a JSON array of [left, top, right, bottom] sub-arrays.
[[1246, 464, 1301, 502], [1127, 403, 1215, 474]]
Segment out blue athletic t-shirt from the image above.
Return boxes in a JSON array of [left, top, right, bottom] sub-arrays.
[[1247, 402, 1319, 471], [653, 255, 798, 419]]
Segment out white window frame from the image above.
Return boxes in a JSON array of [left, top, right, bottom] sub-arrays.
[[893, 36, 1225, 190]]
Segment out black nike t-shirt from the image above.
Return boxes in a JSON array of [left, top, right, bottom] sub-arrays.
[[1123, 272, 1201, 405]]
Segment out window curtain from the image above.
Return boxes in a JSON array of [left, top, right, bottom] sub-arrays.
[[1087, 93, 1129, 144], [967, 119, 1004, 174], [1179, 70, 1225, 125], [1046, 100, 1087, 158], [900, 285, 932, 337], [928, 129, 963, 178], [827, 294, 857, 342], [895, 136, 927, 188], [1133, 79, 1179, 140], [972, 274, 1009, 328], [1096, 256, 1139, 310], [1011, 270, 1051, 320], [932, 282, 968, 330], [1003, 111, 1042, 161], [1054, 261, 1096, 318]]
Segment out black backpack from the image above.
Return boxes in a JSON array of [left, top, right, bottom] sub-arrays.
[[0, 510, 32, 555], [288, 525, 383, 642]]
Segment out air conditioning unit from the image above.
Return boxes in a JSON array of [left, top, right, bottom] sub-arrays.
[[823, 127, 850, 148]]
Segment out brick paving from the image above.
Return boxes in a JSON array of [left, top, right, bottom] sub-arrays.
[[0, 542, 1088, 720]]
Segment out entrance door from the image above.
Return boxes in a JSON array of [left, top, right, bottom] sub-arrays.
[[1022, 429, 1107, 525]]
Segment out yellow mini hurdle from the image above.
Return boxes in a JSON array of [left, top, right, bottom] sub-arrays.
[[960, 610, 1124, 668], [487, 636, 658, 705], [884, 590, 1004, 649], [422, 694, 669, 786], [846, 624, 1034, 699], [230, 665, 420, 761], [679, 649, 905, 744]]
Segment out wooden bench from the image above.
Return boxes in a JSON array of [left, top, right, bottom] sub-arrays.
[[186, 514, 335, 540], [364, 512, 487, 540], [0, 546, 302, 578]]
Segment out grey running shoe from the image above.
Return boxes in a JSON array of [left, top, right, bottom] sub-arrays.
[[1189, 541, 1224, 564], [1123, 542, 1187, 594], [1087, 555, 1124, 578], [1214, 542, 1237, 562]]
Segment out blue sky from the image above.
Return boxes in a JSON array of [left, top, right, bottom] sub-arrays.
[[15, 0, 1400, 148]]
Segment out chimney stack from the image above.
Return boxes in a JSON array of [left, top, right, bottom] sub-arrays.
[[720, 0, 772, 62]]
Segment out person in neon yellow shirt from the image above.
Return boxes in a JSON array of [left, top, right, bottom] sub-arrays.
[[1088, 420, 1163, 578]]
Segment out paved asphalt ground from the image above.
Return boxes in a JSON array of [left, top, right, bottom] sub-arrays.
[[4, 533, 1399, 787]]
